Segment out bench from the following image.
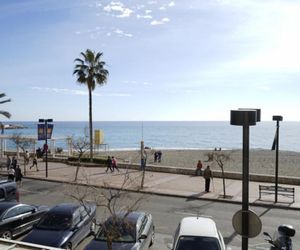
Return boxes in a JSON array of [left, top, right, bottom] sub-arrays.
[[259, 185, 295, 203]]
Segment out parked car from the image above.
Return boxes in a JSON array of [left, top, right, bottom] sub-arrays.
[[0, 202, 49, 239], [170, 216, 226, 250], [0, 180, 19, 202], [84, 211, 155, 250], [22, 203, 96, 250]]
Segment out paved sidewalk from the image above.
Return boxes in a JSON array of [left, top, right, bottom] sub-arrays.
[[3, 161, 300, 210]]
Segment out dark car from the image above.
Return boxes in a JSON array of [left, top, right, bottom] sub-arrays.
[[0, 202, 49, 239], [84, 211, 155, 250], [22, 203, 96, 250], [0, 180, 19, 202]]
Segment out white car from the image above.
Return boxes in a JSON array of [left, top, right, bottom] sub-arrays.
[[170, 216, 226, 250]]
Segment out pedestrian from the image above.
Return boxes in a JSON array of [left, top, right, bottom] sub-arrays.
[[111, 156, 120, 172], [11, 156, 17, 170], [25, 151, 30, 165], [30, 154, 39, 171], [6, 155, 11, 170], [203, 165, 213, 192], [157, 151, 162, 163], [15, 165, 23, 187], [8, 167, 15, 182], [43, 143, 48, 154], [154, 151, 158, 162], [195, 160, 203, 176], [105, 156, 113, 173]]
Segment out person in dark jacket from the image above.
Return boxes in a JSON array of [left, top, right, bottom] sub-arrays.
[[15, 165, 23, 187], [203, 165, 213, 192], [105, 156, 113, 173]]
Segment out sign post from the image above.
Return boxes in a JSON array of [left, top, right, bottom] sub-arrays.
[[38, 119, 53, 178]]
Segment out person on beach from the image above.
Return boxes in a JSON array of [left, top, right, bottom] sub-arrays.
[[203, 165, 213, 192], [106, 156, 113, 173], [30, 154, 39, 171], [111, 156, 120, 172], [195, 160, 203, 176], [6, 155, 11, 170], [15, 165, 23, 187]]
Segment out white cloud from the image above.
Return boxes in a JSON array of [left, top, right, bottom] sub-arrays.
[[168, 1, 175, 7], [137, 14, 152, 19], [147, 1, 157, 5], [103, 1, 133, 18], [31, 87, 131, 97], [150, 17, 170, 25], [145, 9, 152, 14], [114, 28, 133, 37]]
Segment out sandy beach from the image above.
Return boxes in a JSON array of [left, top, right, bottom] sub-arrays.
[[98, 149, 300, 178]]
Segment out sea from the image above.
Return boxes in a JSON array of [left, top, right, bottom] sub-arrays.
[[2, 121, 300, 152]]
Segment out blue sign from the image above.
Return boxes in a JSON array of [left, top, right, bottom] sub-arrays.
[[37, 124, 54, 140]]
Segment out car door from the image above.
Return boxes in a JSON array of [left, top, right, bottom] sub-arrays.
[[16, 205, 40, 232], [79, 205, 93, 238], [1, 205, 30, 237]]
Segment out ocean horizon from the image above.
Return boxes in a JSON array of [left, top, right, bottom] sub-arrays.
[[1, 121, 300, 152]]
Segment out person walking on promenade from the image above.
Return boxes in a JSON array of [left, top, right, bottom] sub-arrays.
[[11, 156, 17, 170], [15, 165, 23, 187], [25, 151, 30, 165], [8, 167, 15, 181], [111, 156, 120, 172], [30, 154, 39, 171], [157, 151, 162, 163], [195, 160, 203, 176], [105, 156, 113, 173], [203, 165, 213, 192], [6, 155, 11, 170]]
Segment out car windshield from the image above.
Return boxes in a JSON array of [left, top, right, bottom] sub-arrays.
[[176, 236, 221, 250], [95, 220, 136, 243], [36, 212, 72, 230]]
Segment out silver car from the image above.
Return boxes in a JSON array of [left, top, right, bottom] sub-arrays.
[[84, 211, 155, 250]]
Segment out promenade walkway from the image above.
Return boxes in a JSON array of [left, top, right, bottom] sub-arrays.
[[2, 160, 299, 210]]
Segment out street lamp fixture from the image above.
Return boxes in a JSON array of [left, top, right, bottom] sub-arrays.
[[38, 118, 53, 178]]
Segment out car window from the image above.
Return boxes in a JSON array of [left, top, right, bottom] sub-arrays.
[[79, 205, 89, 219], [72, 209, 81, 227], [138, 215, 148, 236], [176, 236, 221, 250], [37, 212, 72, 230], [3, 205, 34, 219], [18, 205, 35, 214], [0, 189, 5, 200], [173, 223, 181, 246], [96, 220, 136, 243]]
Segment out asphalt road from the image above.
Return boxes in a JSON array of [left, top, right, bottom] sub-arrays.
[[18, 179, 300, 250]]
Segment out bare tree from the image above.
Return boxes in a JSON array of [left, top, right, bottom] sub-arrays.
[[10, 133, 35, 175], [66, 169, 147, 250], [71, 134, 90, 181], [205, 151, 230, 198]]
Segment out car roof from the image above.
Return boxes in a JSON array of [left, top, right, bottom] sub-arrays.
[[50, 203, 80, 215], [178, 217, 219, 238], [106, 211, 145, 224]]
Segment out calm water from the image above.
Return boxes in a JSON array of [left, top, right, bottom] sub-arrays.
[[2, 121, 300, 152]]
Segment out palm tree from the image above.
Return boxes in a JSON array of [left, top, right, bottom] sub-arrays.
[[73, 49, 109, 160], [0, 93, 11, 119]]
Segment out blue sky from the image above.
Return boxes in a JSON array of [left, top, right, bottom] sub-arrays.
[[1, 0, 300, 121]]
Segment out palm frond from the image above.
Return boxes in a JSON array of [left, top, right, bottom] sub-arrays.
[[0, 111, 11, 118]]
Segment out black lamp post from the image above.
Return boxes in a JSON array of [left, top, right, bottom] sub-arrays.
[[272, 115, 283, 203], [38, 119, 53, 178], [230, 108, 260, 250]]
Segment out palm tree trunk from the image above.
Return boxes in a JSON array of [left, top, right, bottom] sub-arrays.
[[89, 88, 93, 161]]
